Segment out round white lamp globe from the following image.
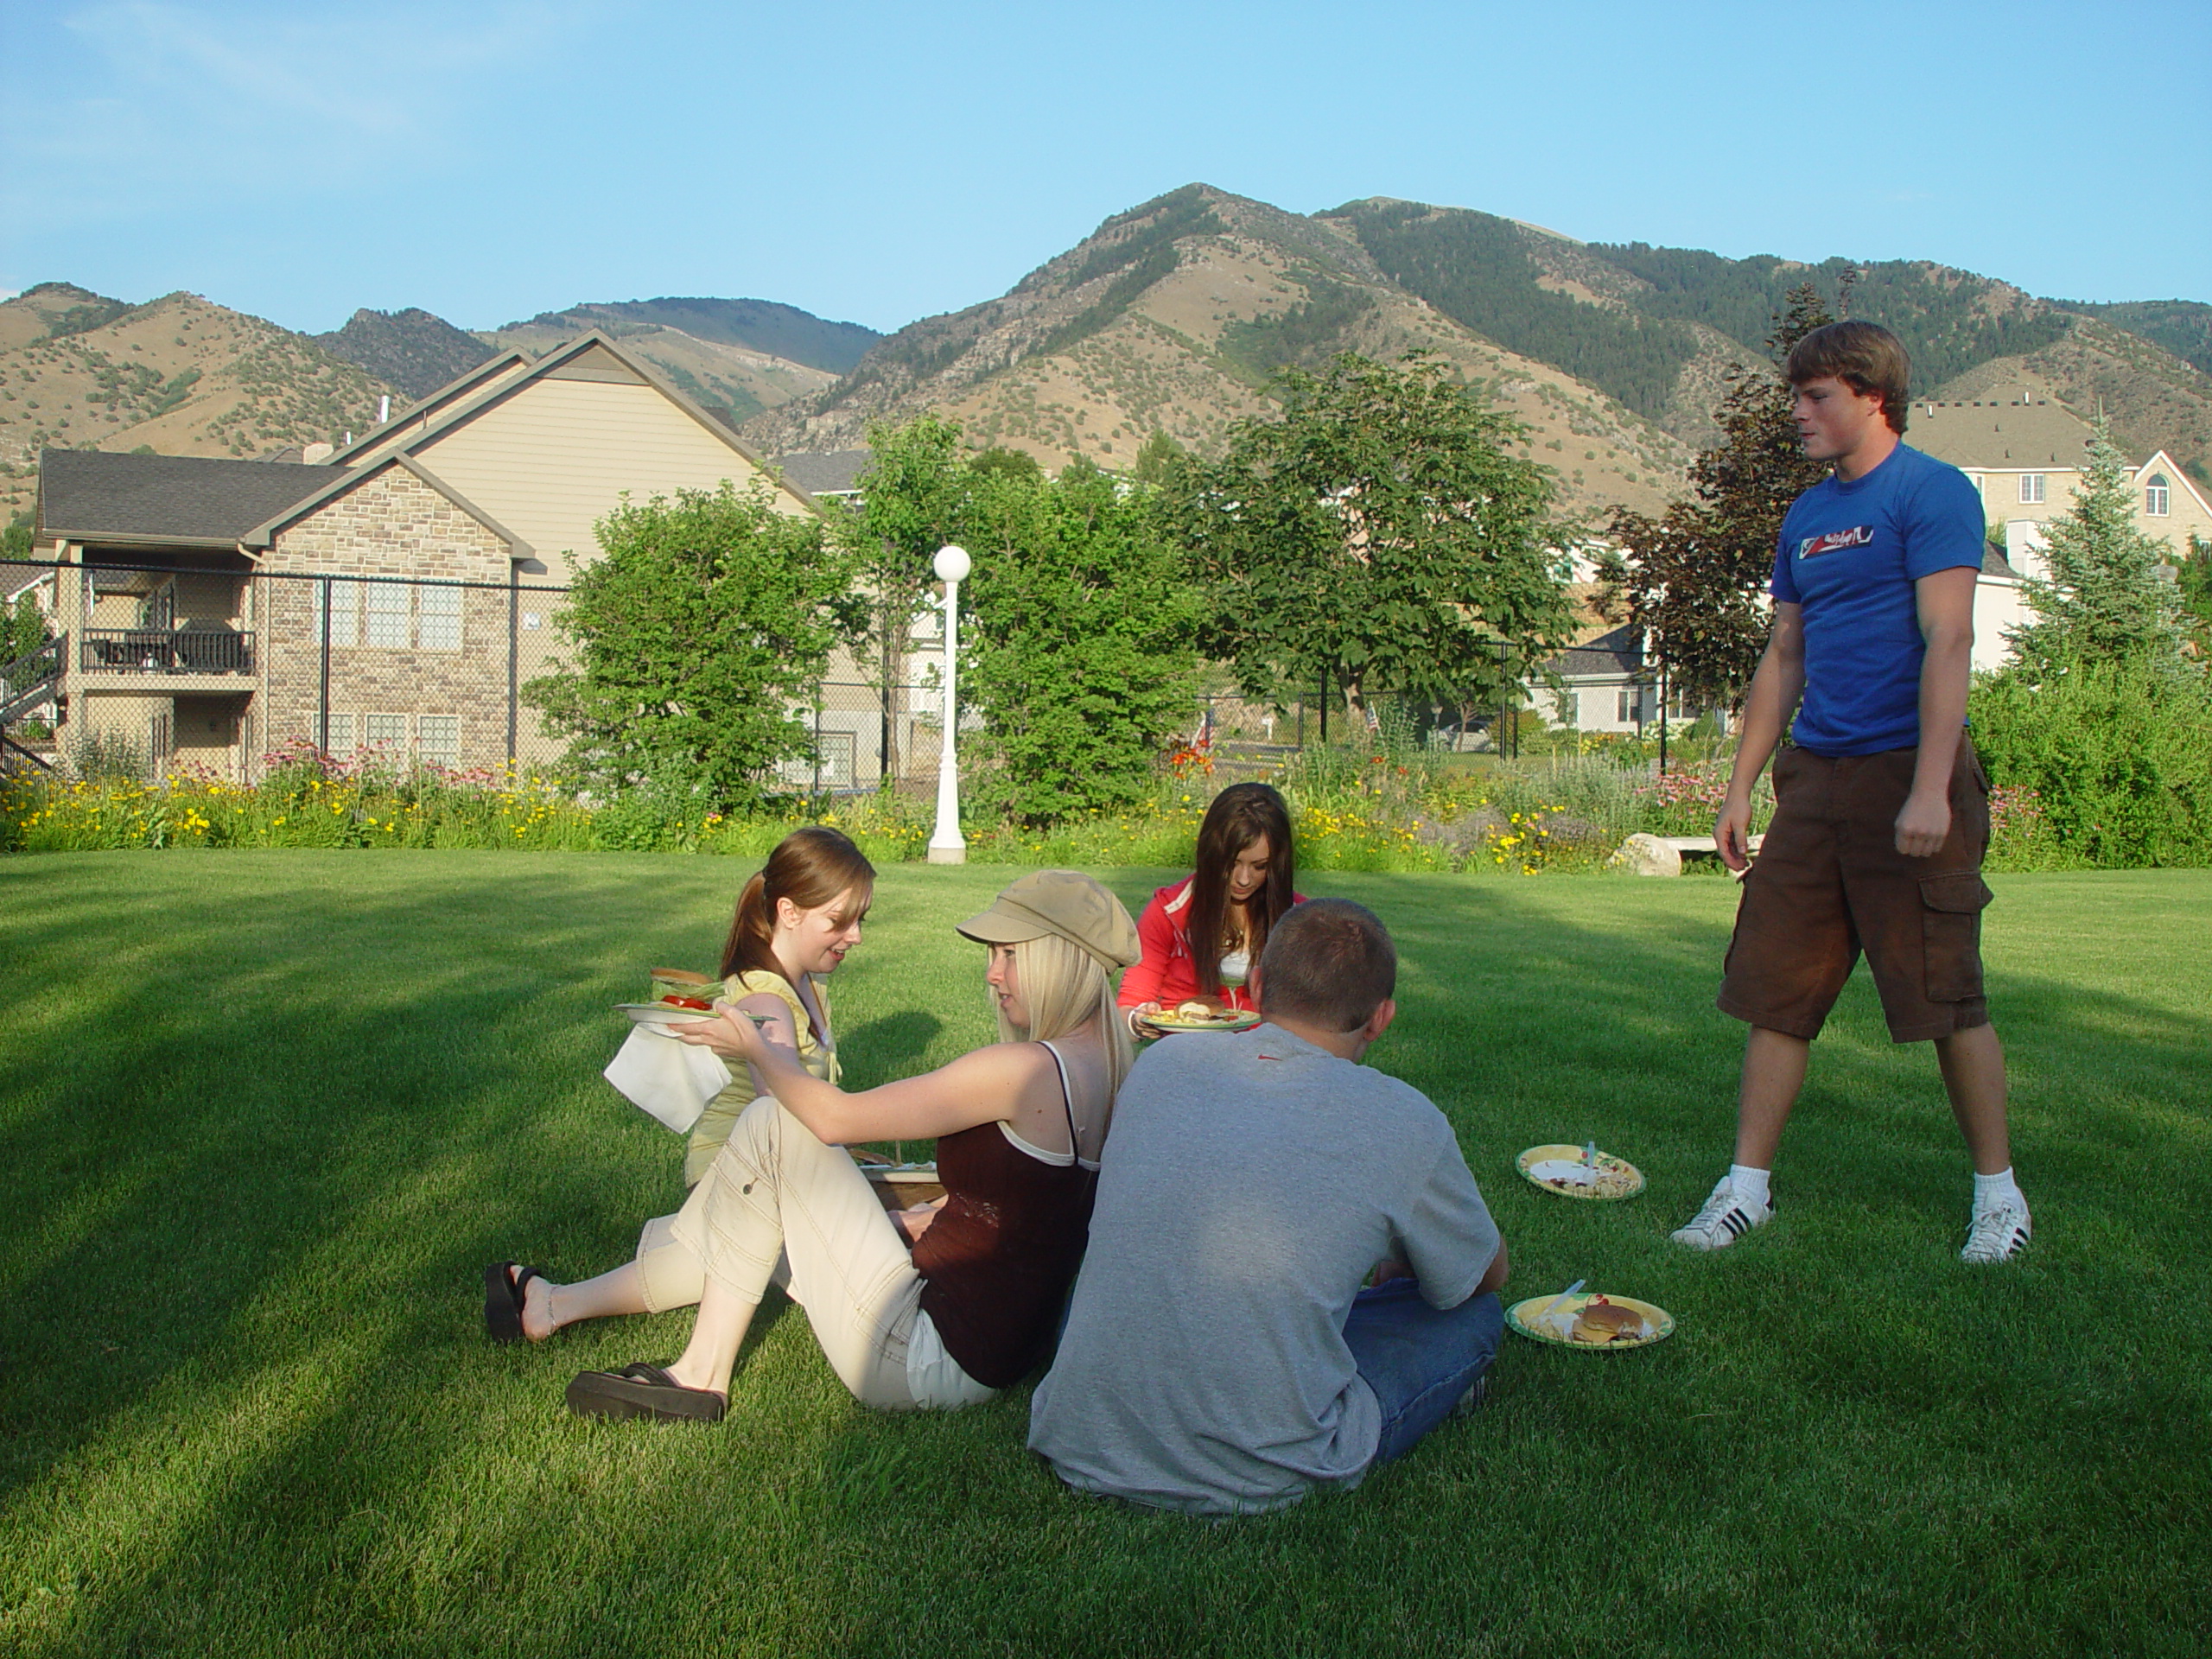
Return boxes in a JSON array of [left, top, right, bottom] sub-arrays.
[[933, 543, 971, 583]]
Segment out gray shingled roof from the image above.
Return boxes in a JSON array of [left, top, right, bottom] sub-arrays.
[[772, 448, 871, 496], [1909, 401, 2094, 469], [37, 448, 332, 544], [1552, 624, 1645, 677]]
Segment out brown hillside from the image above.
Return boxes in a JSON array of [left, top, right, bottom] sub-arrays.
[[743, 186, 1691, 519], [0, 289, 393, 520]]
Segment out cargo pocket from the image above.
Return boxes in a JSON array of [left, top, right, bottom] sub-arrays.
[[1921, 873, 1993, 1002]]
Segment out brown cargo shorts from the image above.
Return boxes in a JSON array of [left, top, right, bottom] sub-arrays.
[[1718, 739, 1993, 1044]]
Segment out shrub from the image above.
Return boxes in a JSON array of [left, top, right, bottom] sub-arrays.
[[1970, 656, 2212, 868]]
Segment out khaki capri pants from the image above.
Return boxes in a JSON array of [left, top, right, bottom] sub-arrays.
[[635, 1094, 990, 1410]]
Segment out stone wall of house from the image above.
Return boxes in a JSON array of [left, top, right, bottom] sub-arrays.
[[257, 466, 522, 769]]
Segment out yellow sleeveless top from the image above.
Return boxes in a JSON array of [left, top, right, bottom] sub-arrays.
[[682, 967, 838, 1186]]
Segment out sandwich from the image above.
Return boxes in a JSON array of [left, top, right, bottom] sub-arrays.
[[1570, 1297, 1647, 1344]]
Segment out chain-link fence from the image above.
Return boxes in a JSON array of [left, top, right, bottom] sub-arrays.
[[3, 558, 582, 782], [2, 556, 1592, 791], [1, 558, 983, 791]]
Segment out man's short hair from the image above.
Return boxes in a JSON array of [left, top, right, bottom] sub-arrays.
[[1255, 898, 1396, 1033], [1785, 320, 1911, 435]]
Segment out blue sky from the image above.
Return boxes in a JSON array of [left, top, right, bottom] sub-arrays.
[[3, 0, 2205, 336]]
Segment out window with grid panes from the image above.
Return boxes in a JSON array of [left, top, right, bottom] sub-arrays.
[[365, 583, 410, 647], [2019, 474, 2045, 505], [312, 577, 361, 645], [418, 584, 461, 649], [321, 711, 354, 753], [364, 712, 408, 750], [417, 715, 459, 766], [2146, 475, 2171, 517]]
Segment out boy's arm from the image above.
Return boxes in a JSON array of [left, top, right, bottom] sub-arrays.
[[1897, 566, 1979, 857], [1715, 603, 1806, 871]]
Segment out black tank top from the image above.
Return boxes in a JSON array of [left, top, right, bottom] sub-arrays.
[[911, 1042, 1097, 1389]]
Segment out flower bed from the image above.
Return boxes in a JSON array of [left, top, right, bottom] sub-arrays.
[[0, 740, 2111, 873]]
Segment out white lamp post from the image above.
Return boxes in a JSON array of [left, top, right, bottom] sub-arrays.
[[926, 543, 971, 864]]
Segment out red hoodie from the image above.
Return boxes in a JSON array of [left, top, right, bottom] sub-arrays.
[[1116, 876, 1306, 1014]]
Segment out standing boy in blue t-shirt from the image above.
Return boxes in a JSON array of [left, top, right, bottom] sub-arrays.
[[1672, 321, 2030, 1264]]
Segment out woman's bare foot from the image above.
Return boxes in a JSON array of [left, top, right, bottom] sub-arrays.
[[520, 1272, 557, 1342]]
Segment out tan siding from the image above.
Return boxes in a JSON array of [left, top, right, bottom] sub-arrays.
[[410, 378, 810, 568]]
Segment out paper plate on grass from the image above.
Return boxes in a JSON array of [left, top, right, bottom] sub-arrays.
[[1507, 1293, 1674, 1351], [1516, 1143, 1645, 1200], [1140, 1009, 1262, 1034]]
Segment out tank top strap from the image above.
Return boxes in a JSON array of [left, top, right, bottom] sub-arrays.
[[1037, 1039, 1078, 1151]]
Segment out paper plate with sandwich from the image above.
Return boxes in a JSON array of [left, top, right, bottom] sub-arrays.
[[1506, 1290, 1674, 1351], [1138, 996, 1261, 1035]]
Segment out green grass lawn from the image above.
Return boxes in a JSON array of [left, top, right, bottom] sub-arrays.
[[2, 854, 2207, 1657]]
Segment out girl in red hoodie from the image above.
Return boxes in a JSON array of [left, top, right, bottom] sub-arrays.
[[1119, 782, 1303, 1031]]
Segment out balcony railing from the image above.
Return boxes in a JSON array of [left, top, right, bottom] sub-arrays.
[[79, 628, 254, 675]]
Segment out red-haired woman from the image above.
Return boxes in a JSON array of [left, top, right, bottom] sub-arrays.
[[1118, 782, 1303, 1030]]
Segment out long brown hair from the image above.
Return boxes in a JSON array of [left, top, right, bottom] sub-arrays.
[[721, 826, 876, 980], [1185, 782, 1296, 997]]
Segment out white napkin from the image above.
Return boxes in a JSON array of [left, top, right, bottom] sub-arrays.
[[1528, 1158, 1595, 1186], [602, 1025, 733, 1133]]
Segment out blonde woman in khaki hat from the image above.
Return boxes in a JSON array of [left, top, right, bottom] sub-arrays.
[[562, 870, 1140, 1422]]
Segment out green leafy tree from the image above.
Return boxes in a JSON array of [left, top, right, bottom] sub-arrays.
[[2006, 414, 2189, 674], [962, 461, 1202, 824], [525, 481, 861, 807], [1596, 283, 1834, 714], [969, 447, 1043, 484], [836, 416, 980, 778], [1132, 429, 1185, 486], [5, 594, 52, 664], [2178, 532, 2212, 657], [1166, 352, 1573, 724]]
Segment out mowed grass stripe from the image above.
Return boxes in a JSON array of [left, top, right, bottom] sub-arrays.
[[0, 855, 2205, 1657]]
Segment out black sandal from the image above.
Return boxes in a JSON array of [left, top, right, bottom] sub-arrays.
[[482, 1262, 543, 1344], [564, 1363, 728, 1424]]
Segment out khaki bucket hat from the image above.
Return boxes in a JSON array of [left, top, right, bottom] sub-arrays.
[[957, 870, 1141, 970]]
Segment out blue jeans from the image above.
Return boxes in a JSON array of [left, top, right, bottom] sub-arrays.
[[1342, 1279, 1504, 1465]]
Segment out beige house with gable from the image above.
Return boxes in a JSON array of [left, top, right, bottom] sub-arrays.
[[24, 332, 830, 779], [1908, 397, 2208, 671], [1910, 397, 2211, 550]]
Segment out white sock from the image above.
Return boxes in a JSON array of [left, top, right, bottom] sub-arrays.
[[1728, 1164, 1771, 1209], [1974, 1167, 2024, 1217]]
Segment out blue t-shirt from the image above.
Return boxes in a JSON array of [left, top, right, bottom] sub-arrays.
[[1770, 442, 1984, 755]]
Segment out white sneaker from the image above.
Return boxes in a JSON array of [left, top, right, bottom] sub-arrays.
[[1670, 1178, 1775, 1250], [1961, 1204, 2031, 1264]]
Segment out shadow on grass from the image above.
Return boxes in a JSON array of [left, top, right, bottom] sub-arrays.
[[1, 858, 2207, 1655]]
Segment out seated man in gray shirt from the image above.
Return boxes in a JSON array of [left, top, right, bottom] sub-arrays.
[[1029, 898, 1508, 1515]]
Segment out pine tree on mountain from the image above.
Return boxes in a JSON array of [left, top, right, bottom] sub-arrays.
[[1597, 283, 1834, 713], [2005, 414, 2190, 676]]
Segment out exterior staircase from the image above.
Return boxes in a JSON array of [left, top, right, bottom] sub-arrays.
[[0, 633, 63, 773]]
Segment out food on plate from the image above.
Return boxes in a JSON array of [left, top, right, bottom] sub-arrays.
[[659, 995, 715, 1011], [1569, 1297, 1648, 1345], [1517, 1145, 1644, 1200], [1152, 999, 1255, 1028]]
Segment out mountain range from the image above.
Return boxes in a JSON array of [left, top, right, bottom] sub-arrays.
[[5, 183, 2207, 530]]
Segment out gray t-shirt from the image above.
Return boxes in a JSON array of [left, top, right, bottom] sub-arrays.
[[1029, 1022, 1499, 1515]]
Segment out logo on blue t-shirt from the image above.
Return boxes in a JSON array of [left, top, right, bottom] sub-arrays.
[[1796, 525, 1873, 561]]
